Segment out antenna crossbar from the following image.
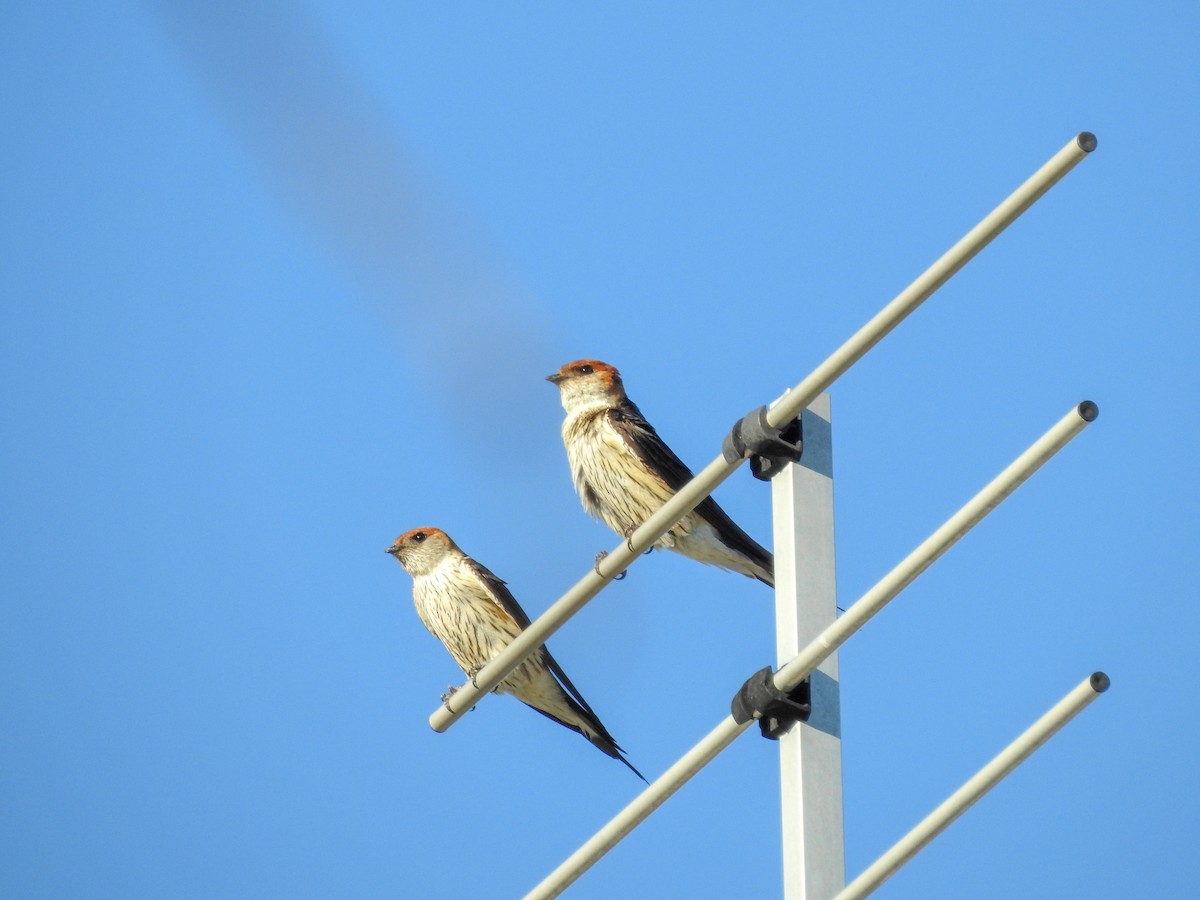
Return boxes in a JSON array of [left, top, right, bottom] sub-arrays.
[[834, 672, 1110, 899]]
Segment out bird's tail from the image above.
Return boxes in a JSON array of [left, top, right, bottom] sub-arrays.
[[579, 725, 646, 783], [523, 699, 647, 783], [532, 650, 648, 783], [521, 700, 646, 782], [688, 498, 775, 588], [755, 554, 775, 588]]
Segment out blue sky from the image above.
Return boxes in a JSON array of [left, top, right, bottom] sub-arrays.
[[3, 3, 1197, 897]]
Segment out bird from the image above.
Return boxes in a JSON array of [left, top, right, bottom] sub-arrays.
[[386, 527, 645, 780], [547, 359, 774, 587]]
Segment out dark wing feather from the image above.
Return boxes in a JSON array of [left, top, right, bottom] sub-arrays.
[[462, 558, 600, 718], [521, 698, 646, 782], [607, 403, 774, 582], [467, 557, 608, 727], [519, 653, 645, 781], [607, 401, 698, 494], [464, 556, 533, 629], [463, 557, 646, 780]]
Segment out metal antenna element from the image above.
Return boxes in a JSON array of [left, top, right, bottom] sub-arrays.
[[428, 132, 1097, 734], [771, 401, 1098, 696], [834, 672, 1110, 900], [523, 403, 1097, 899]]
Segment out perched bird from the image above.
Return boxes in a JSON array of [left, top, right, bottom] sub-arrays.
[[386, 527, 644, 780], [547, 359, 774, 587]]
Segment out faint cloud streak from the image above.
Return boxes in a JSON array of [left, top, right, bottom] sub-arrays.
[[150, 2, 557, 447]]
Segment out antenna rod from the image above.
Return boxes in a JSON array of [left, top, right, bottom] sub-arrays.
[[523, 402, 1097, 899], [773, 400, 1098, 696], [429, 131, 1097, 734], [834, 672, 1110, 900], [764, 131, 1096, 431]]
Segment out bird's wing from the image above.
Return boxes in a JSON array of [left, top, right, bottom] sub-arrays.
[[606, 402, 697, 493], [463, 557, 532, 630], [607, 405, 763, 531], [607, 403, 774, 577], [464, 556, 609, 728]]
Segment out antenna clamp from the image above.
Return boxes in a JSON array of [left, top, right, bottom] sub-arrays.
[[722, 406, 803, 481], [731, 666, 811, 740]]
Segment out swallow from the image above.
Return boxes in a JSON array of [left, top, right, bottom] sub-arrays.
[[548, 359, 773, 587], [387, 527, 644, 779]]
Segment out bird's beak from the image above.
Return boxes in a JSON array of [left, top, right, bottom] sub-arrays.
[[385, 546, 398, 556], [546, 373, 564, 385]]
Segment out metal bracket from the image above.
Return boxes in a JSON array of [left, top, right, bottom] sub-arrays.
[[722, 406, 803, 481], [730, 666, 811, 739]]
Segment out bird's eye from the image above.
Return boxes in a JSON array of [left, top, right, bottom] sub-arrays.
[[578, 364, 594, 375], [412, 533, 426, 543]]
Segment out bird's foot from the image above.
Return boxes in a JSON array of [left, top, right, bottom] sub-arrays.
[[594, 549, 626, 580], [440, 684, 477, 712], [466, 665, 483, 688], [622, 527, 654, 556]]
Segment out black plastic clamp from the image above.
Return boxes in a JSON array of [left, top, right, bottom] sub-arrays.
[[722, 406, 803, 481], [730, 666, 811, 740]]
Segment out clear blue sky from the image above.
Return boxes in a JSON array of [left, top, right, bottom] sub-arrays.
[[3, 3, 1197, 897]]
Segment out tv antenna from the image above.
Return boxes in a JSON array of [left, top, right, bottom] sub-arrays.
[[430, 131, 1104, 898]]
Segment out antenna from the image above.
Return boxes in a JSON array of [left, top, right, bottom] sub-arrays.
[[429, 132, 1105, 897], [428, 131, 1097, 733]]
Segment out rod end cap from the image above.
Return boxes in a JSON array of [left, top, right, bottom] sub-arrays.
[[1091, 671, 1111, 693], [1077, 400, 1099, 422], [1077, 132, 1098, 152]]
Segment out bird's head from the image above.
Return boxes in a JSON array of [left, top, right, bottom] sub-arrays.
[[386, 527, 459, 576], [546, 359, 625, 413]]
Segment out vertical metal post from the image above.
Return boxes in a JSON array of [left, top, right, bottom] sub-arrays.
[[772, 393, 844, 898]]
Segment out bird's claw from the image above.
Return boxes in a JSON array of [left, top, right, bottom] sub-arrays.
[[440, 684, 477, 713], [466, 665, 482, 688], [622, 527, 653, 556], [623, 527, 637, 554], [594, 549, 626, 580]]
